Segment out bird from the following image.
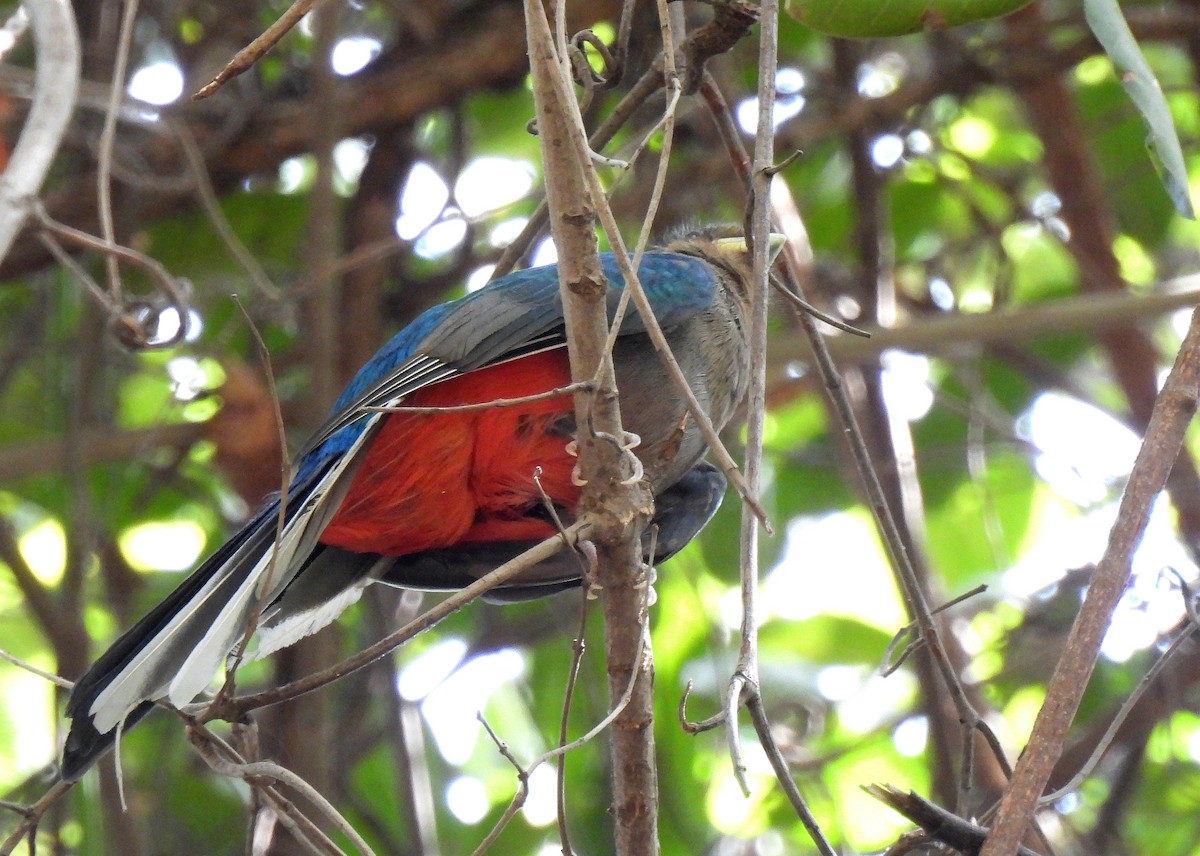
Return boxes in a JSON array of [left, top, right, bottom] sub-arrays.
[[60, 225, 782, 780]]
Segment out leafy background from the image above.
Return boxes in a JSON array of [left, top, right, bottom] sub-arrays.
[[1, 0, 1200, 853]]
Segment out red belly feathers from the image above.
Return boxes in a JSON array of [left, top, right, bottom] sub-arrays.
[[319, 350, 580, 556]]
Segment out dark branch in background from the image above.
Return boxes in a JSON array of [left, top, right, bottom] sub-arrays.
[[867, 785, 1041, 856], [0, 6, 1187, 286], [261, 10, 345, 843], [751, 57, 1032, 856], [363, 658, 435, 855], [832, 36, 1014, 814], [0, 517, 86, 667], [771, 280, 1200, 369], [0, 423, 203, 482], [1005, 1, 1200, 563], [339, 124, 413, 375]]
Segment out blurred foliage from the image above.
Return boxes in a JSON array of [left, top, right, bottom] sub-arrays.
[[0, 0, 1199, 854]]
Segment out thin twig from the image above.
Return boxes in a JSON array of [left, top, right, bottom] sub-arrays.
[[881, 585, 990, 676], [596, 0, 683, 392], [171, 121, 282, 301], [36, 229, 109, 307], [722, 0, 781, 801], [747, 695, 837, 856], [678, 680, 725, 734], [95, 0, 138, 302], [471, 626, 648, 856], [555, 590, 590, 856], [224, 523, 587, 717], [211, 296, 292, 705], [197, 742, 375, 856], [0, 780, 72, 855], [0, 648, 72, 689], [1039, 621, 1197, 806], [770, 277, 870, 337], [190, 726, 349, 856], [193, 0, 327, 100], [33, 204, 191, 347], [539, 629, 647, 766], [470, 716, 529, 856], [364, 380, 594, 414]]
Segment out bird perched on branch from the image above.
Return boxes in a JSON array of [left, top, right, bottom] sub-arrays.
[[61, 226, 783, 780]]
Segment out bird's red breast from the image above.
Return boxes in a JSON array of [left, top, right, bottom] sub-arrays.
[[319, 349, 579, 555]]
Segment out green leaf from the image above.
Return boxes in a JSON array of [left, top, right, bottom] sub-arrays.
[[1076, 70, 1178, 247], [786, 0, 1034, 38], [761, 615, 894, 666], [1084, 0, 1196, 219], [924, 452, 1040, 586]]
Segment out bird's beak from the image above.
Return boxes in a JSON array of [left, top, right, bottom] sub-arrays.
[[768, 232, 786, 260], [712, 232, 788, 262]]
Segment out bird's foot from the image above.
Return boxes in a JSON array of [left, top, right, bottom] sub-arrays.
[[593, 429, 643, 485], [565, 431, 642, 485]]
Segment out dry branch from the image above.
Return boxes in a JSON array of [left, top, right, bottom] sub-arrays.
[[524, 1, 657, 853]]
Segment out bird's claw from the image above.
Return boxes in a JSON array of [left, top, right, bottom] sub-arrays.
[[639, 562, 658, 606], [564, 440, 588, 485], [577, 541, 602, 599], [619, 430, 643, 485]]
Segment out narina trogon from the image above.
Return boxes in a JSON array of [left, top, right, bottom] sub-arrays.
[[60, 225, 783, 780]]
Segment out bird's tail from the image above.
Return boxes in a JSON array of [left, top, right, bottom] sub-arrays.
[[60, 456, 353, 781]]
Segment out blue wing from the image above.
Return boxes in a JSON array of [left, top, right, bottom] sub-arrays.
[[297, 251, 718, 476]]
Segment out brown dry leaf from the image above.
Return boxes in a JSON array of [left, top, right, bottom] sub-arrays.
[[205, 360, 285, 506]]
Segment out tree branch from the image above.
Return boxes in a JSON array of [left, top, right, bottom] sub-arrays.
[[981, 306, 1200, 853], [0, 0, 79, 265], [524, 2, 657, 853]]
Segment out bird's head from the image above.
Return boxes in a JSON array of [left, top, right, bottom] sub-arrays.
[[662, 225, 786, 303]]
